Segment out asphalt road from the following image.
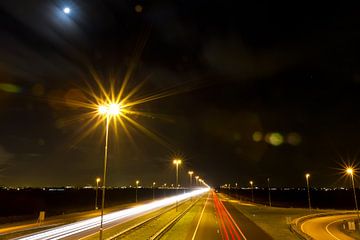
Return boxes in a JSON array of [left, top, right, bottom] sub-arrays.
[[192, 191, 222, 240], [217, 194, 272, 240], [301, 213, 358, 240]]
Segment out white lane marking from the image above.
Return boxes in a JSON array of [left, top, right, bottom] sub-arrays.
[[219, 198, 248, 240], [191, 193, 210, 240], [325, 216, 356, 240]]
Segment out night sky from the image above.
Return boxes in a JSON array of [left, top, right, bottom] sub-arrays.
[[1, 1, 360, 187]]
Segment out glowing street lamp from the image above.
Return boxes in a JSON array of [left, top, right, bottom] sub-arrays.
[[95, 178, 101, 210], [188, 171, 194, 188], [195, 176, 199, 186], [97, 103, 122, 240], [135, 180, 140, 203], [346, 167, 360, 230], [173, 159, 182, 188], [249, 181, 254, 202], [173, 159, 181, 211], [305, 173, 311, 212], [152, 182, 156, 200]]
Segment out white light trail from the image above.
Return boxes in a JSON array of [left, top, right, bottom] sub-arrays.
[[17, 188, 209, 240]]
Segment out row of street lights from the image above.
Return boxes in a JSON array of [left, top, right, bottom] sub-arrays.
[[242, 167, 359, 221]]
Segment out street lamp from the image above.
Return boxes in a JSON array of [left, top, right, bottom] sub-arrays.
[[97, 103, 122, 240], [249, 181, 254, 202], [173, 159, 181, 211], [305, 173, 311, 212], [152, 182, 156, 200], [195, 176, 199, 186], [188, 171, 194, 188], [267, 178, 272, 207], [95, 177, 101, 210], [346, 167, 360, 230], [135, 180, 140, 203], [173, 159, 182, 188]]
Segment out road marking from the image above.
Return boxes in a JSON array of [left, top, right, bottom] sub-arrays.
[[325, 216, 356, 240], [191, 193, 210, 240], [219, 198, 247, 240]]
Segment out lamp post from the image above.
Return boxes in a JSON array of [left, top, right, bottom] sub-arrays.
[[98, 103, 121, 240], [346, 168, 360, 230], [305, 173, 312, 212], [152, 182, 156, 200], [250, 181, 254, 202], [188, 171, 194, 188], [95, 177, 101, 210], [173, 159, 181, 211], [195, 176, 199, 186], [135, 180, 140, 203], [267, 178, 272, 207], [173, 159, 182, 188]]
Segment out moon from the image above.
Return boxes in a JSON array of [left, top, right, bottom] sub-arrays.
[[63, 7, 71, 14]]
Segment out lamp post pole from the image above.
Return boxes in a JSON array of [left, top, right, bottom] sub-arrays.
[[267, 178, 272, 207], [347, 168, 360, 231], [188, 171, 193, 189], [95, 178, 100, 210], [152, 182, 156, 200], [306, 173, 312, 212], [135, 180, 139, 203], [173, 159, 182, 211], [250, 181, 254, 202], [99, 116, 110, 240]]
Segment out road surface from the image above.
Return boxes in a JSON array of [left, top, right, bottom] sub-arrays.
[[301, 213, 358, 240], [191, 191, 222, 240]]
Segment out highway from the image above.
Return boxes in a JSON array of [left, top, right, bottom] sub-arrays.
[[300, 213, 358, 240], [13, 188, 208, 240], [192, 191, 271, 240], [191, 191, 222, 240]]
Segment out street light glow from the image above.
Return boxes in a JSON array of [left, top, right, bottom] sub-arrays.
[[306, 173, 310, 178], [98, 103, 122, 116], [347, 168, 354, 175], [96, 177, 101, 183], [173, 159, 182, 165]]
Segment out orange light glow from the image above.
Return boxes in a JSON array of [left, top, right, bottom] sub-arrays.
[[347, 168, 354, 175]]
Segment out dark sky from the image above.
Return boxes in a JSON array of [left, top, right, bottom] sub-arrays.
[[0, 0, 360, 187]]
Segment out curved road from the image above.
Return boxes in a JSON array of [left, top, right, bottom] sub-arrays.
[[301, 213, 358, 240]]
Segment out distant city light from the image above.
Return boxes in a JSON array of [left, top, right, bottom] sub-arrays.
[[63, 7, 71, 14]]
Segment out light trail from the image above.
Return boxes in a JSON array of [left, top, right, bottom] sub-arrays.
[[17, 188, 209, 240]]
